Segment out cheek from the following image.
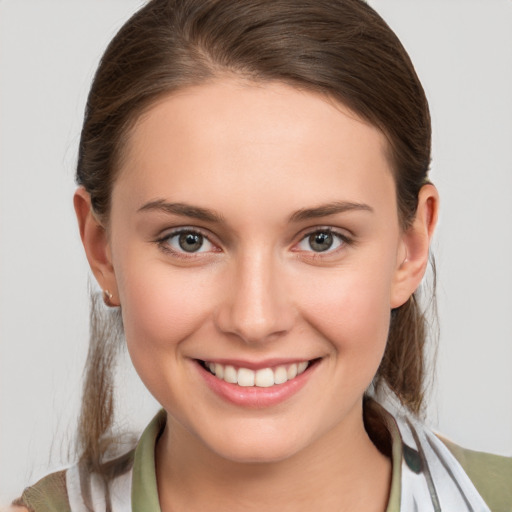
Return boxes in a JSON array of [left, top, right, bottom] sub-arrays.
[[114, 255, 221, 409], [299, 278, 391, 400], [115, 253, 216, 355], [296, 258, 395, 359]]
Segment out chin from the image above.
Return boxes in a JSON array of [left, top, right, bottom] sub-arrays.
[[201, 423, 314, 464], [214, 441, 303, 465]]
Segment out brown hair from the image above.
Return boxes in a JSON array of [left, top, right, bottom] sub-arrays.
[[75, 0, 434, 499]]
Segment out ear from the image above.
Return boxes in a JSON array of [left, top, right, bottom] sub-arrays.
[[74, 187, 119, 306], [390, 184, 439, 309]]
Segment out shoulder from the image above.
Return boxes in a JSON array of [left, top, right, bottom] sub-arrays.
[[439, 436, 512, 512], [16, 470, 70, 512], [12, 413, 164, 512], [14, 449, 136, 512]]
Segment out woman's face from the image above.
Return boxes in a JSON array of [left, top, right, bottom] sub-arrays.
[[105, 80, 413, 462]]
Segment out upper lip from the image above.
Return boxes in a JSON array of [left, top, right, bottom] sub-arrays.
[[196, 357, 319, 370]]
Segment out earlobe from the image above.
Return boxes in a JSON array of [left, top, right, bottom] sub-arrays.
[[391, 184, 439, 308], [73, 187, 119, 306]]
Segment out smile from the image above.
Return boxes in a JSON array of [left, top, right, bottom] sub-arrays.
[[196, 358, 320, 408], [201, 360, 311, 388]]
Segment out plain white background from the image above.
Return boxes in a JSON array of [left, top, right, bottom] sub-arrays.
[[1, 0, 511, 503]]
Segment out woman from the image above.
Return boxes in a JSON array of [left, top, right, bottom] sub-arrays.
[[11, 0, 512, 511]]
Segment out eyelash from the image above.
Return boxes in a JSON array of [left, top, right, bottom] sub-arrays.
[[155, 227, 352, 258], [294, 227, 352, 257], [156, 228, 219, 259]]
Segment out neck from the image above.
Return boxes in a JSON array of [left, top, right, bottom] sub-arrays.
[[155, 405, 392, 512]]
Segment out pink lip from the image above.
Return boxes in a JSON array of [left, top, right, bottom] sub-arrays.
[[194, 359, 319, 408], [200, 357, 312, 371]]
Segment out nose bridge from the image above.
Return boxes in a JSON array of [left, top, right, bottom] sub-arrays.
[[216, 245, 293, 343]]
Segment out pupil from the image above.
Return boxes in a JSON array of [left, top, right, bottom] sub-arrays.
[[309, 232, 333, 252], [179, 232, 203, 252]]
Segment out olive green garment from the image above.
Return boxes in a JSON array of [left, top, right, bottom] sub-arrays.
[[19, 410, 512, 512]]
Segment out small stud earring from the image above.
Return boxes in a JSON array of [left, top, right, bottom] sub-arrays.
[[103, 289, 115, 307]]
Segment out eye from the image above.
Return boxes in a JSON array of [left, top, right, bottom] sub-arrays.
[[296, 229, 346, 253], [159, 229, 216, 254]]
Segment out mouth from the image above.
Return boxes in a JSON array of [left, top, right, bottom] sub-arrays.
[[198, 358, 320, 388]]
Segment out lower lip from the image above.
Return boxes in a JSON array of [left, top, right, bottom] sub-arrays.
[[196, 360, 318, 408]]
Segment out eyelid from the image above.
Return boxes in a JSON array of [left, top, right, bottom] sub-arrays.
[[155, 226, 221, 256], [153, 225, 352, 258], [292, 226, 353, 254]]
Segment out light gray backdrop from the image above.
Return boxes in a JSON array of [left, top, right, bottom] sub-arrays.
[[1, 0, 511, 503]]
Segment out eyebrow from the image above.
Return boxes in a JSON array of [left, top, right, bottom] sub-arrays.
[[289, 201, 374, 222], [138, 199, 373, 224], [138, 200, 225, 223]]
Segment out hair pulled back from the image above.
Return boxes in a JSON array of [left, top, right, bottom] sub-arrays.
[[76, 0, 433, 490]]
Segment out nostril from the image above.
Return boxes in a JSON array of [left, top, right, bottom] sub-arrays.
[[214, 303, 296, 345]]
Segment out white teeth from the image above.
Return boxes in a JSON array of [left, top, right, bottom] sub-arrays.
[[204, 360, 311, 387], [287, 363, 298, 380], [297, 361, 308, 374], [214, 363, 224, 379], [224, 365, 237, 383], [255, 368, 274, 387], [274, 366, 288, 384], [237, 367, 255, 387]]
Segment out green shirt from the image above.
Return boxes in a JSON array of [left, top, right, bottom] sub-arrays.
[[19, 409, 512, 512]]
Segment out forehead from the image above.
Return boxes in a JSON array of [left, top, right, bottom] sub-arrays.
[[113, 79, 395, 219]]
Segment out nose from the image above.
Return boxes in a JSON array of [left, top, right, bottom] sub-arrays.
[[214, 251, 296, 344]]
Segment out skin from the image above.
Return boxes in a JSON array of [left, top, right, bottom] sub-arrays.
[[75, 79, 438, 511]]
